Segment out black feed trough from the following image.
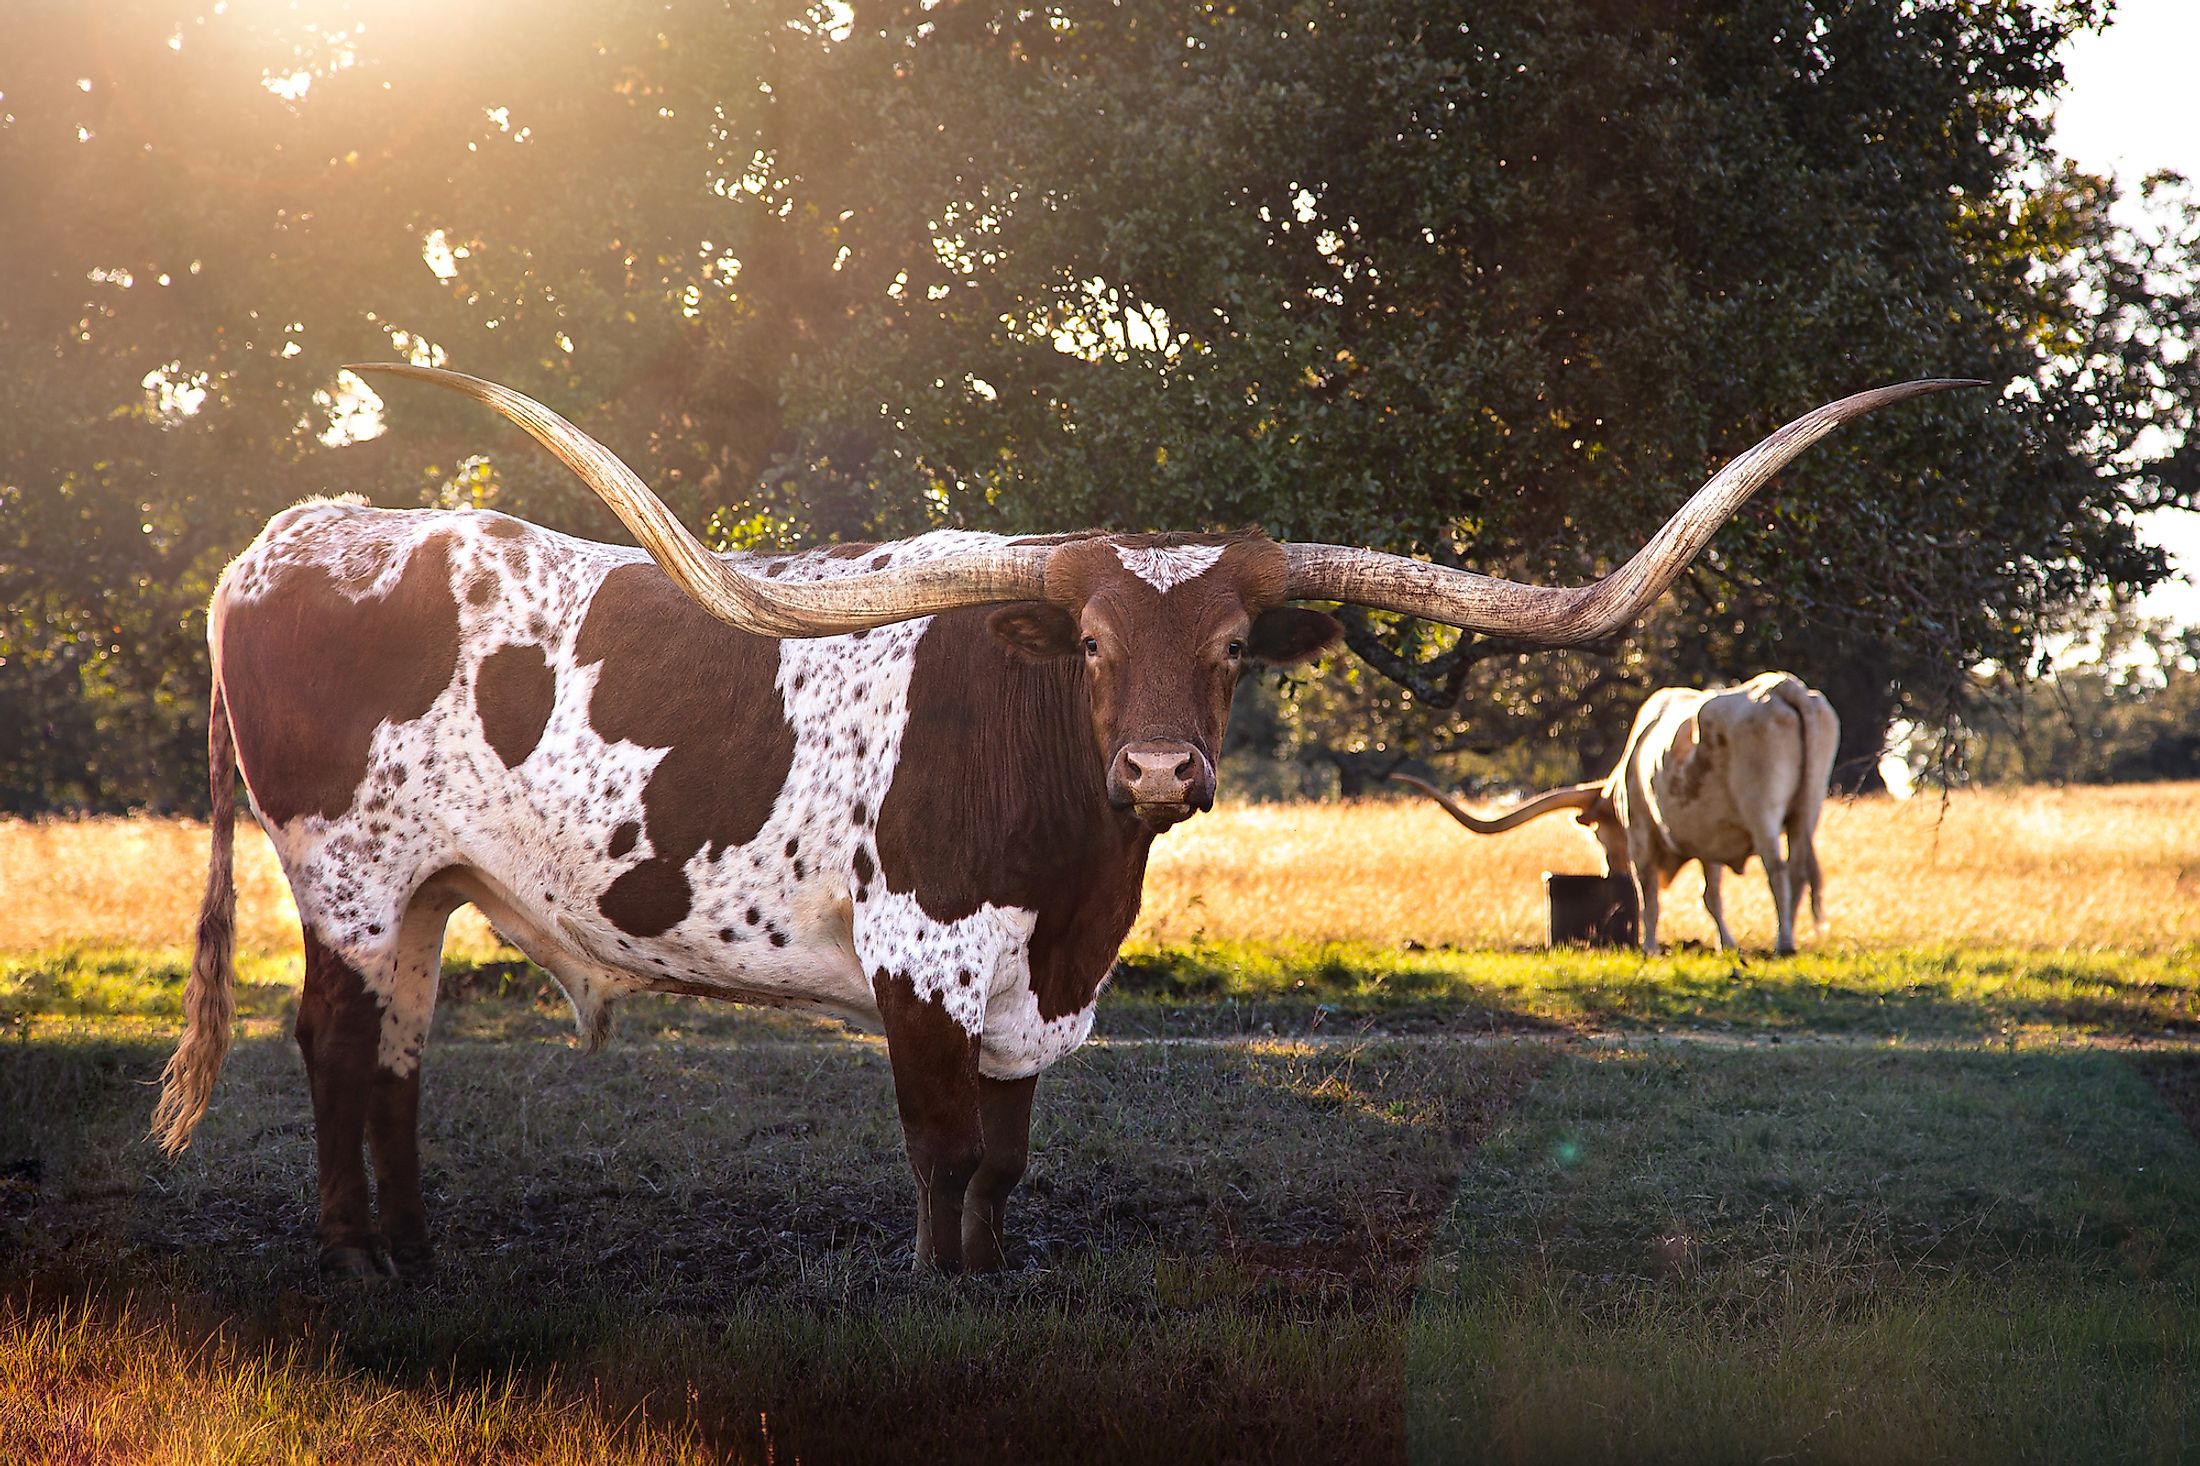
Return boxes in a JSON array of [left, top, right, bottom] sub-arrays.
[[1544, 871, 1639, 948]]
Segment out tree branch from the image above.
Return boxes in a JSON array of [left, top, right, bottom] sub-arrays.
[[1334, 605, 1623, 710]]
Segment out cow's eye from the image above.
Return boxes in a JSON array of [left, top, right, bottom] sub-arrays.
[[1082, 636, 1099, 657], [1225, 639, 1245, 661]]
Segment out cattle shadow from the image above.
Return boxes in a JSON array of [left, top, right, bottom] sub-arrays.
[[0, 996, 1549, 1463]]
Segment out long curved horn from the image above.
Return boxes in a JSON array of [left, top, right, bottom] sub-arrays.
[[1286, 378, 1984, 641], [345, 363, 1051, 637], [1389, 773, 1602, 833]]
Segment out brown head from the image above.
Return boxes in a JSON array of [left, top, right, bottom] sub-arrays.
[[347, 363, 1977, 832], [987, 534, 1339, 826]]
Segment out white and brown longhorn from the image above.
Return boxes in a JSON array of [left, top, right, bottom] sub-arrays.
[[153, 366, 1971, 1278], [1394, 671, 1841, 955]]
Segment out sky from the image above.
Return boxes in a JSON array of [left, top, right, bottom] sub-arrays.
[[2051, 0, 2200, 631]]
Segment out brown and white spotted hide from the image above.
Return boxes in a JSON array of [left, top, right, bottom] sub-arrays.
[[209, 500, 1336, 1275], [1585, 671, 1840, 956]]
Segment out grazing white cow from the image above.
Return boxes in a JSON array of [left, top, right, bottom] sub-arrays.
[[1393, 672, 1838, 954]]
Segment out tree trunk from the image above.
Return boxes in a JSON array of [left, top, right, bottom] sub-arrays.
[[1317, 747, 1405, 799], [1810, 644, 1898, 795]]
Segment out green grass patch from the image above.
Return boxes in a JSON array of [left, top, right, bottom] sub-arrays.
[[1107, 939, 2200, 1039], [14, 940, 2196, 1045], [1408, 1045, 2200, 1464], [0, 947, 300, 1029], [0, 945, 596, 1026]]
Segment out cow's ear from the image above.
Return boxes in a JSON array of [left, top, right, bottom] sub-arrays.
[[989, 602, 1082, 659], [1247, 607, 1342, 666]]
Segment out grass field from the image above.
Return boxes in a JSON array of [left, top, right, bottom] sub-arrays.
[[4, 788, 2199, 1462], [1143, 782, 2200, 954], [10, 782, 2200, 961]]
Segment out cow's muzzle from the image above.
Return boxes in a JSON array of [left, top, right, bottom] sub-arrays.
[[1108, 739, 1216, 827]]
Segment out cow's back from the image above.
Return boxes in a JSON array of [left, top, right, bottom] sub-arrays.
[[1752, 672, 1840, 830], [1628, 680, 1805, 867]]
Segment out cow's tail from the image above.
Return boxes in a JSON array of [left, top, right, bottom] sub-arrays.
[[152, 678, 239, 1156], [1771, 675, 1837, 929]]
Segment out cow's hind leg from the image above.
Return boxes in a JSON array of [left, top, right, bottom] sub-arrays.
[[296, 881, 456, 1281], [295, 932, 389, 1279], [1632, 849, 1665, 956], [366, 882, 461, 1277], [1700, 862, 1738, 951], [1788, 811, 1827, 933], [1753, 821, 1798, 955], [962, 1074, 1038, 1273], [873, 971, 984, 1272]]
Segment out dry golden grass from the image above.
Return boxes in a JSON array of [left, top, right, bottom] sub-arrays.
[[0, 817, 501, 961], [1, 1297, 713, 1465], [1138, 782, 2200, 954], [3, 782, 2196, 959]]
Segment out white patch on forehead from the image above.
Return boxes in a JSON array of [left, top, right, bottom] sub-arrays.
[[1113, 543, 1225, 593]]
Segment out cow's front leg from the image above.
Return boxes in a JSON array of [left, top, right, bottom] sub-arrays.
[[873, 969, 984, 1271], [962, 1074, 1037, 1273]]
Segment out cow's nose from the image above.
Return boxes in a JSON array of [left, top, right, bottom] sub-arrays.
[[1109, 739, 1215, 816]]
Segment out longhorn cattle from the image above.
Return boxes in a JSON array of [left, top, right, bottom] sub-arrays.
[[1393, 671, 1839, 955], [153, 368, 1963, 1277]]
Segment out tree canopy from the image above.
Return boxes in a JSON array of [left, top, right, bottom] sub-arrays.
[[4, 0, 2194, 810]]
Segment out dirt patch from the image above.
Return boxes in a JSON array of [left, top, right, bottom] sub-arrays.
[[1199, 1042, 1555, 1307]]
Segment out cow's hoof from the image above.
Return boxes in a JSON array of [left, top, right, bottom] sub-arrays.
[[318, 1245, 395, 1282], [387, 1243, 436, 1279]]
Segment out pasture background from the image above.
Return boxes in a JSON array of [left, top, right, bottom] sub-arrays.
[[8, 782, 2198, 963]]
